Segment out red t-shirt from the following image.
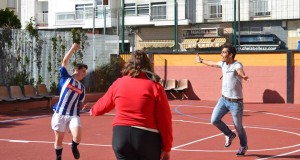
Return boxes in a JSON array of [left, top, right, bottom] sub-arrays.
[[91, 72, 173, 152]]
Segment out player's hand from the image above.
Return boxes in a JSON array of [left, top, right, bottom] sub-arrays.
[[82, 103, 95, 115], [82, 103, 91, 110], [160, 151, 170, 160], [195, 54, 203, 63], [72, 43, 80, 51], [242, 75, 249, 81]]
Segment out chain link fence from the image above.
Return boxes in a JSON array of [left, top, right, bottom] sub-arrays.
[[0, 29, 120, 93]]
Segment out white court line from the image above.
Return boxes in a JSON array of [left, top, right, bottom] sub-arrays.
[[172, 104, 300, 159], [172, 132, 223, 149], [1, 104, 299, 159], [172, 120, 300, 152], [0, 115, 50, 123], [263, 112, 300, 121], [256, 149, 300, 160], [0, 139, 112, 147], [171, 104, 300, 120], [0, 112, 116, 124]]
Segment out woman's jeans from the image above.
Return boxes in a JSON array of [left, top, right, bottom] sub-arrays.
[[211, 96, 248, 147]]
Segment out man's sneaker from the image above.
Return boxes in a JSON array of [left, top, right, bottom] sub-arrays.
[[236, 146, 248, 156], [72, 146, 80, 159], [224, 132, 236, 148]]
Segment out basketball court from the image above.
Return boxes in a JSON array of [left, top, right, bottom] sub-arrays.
[[1, 100, 300, 160]]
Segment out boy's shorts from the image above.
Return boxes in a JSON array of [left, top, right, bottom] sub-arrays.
[[51, 113, 81, 132]]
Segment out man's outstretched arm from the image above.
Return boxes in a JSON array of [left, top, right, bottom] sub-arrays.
[[62, 43, 80, 69], [237, 69, 249, 81], [195, 54, 219, 67]]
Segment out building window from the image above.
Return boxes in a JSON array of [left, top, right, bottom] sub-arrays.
[[137, 4, 149, 15], [239, 27, 250, 34], [95, 0, 109, 5], [151, 2, 166, 20], [97, 0, 102, 5], [125, 3, 136, 16], [7, 0, 15, 8], [254, 0, 271, 16], [207, 3, 222, 18], [264, 23, 271, 29], [76, 4, 93, 19], [56, 13, 75, 20], [250, 27, 262, 34]]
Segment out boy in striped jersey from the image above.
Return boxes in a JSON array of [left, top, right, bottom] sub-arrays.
[[51, 43, 88, 160]]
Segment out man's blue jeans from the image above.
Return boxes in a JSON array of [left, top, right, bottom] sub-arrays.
[[211, 96, 248, 147]]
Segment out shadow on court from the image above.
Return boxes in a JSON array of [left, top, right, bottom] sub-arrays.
[[263, 89, 285, 103]]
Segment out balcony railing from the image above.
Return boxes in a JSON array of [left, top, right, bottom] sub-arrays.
[[254, 11, 271, 16], [36, 13, 48, 26], [76, 6, 110, 19], [124, 2, 169, 21], [55, 12, 84, 25], [54, 5, 110, 26]]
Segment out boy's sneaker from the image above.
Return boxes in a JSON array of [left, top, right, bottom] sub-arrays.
[[236, 146, 248, 156], [224, 132, 236, 148], [56, 155, 61, 160], [72, 146, 80, 159]]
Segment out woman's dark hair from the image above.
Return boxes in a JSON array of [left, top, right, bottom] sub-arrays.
[[222, 43, 237, 59], [121, 50, 152, 77]]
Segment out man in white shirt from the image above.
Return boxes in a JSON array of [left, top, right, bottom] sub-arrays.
[[196, 44, 249, 156]]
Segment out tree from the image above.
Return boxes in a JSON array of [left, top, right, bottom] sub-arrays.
[[0, 8, 21, 29]]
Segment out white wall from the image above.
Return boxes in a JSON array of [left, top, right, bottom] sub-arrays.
[[272, 0, 288, 19], [271, 0, 300, 20], [240, 0, 249, 21], [0, 1, 7, 10], [222, 0, 234, 22], [196, 0, 204, 23], [286, 0, 300, 19], [21, 0, 36, 29]]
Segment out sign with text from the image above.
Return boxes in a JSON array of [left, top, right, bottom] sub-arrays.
[[182, 28, 222, 38], [239, 45, 278, 51]]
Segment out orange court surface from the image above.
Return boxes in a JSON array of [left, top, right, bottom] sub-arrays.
[[0, 100, 300, 160]]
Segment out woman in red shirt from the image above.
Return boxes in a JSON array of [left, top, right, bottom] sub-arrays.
[[90, 50, 172, 160]]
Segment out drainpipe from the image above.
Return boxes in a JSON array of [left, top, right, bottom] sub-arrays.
[[233, 0, 237, 48], [238, 0, 240, 50], [103, 4, 106, 35], [174, 0, 178, 52], [287, 51, 294, 103], [122, 0, 125, 53], [93, 0, 96, 71]]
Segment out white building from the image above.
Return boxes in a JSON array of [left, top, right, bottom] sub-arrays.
[[21, 0, 120, 34], [19, 0, 300, 50], [0, 0, 21, 20], [123, 0, 300, 51]]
